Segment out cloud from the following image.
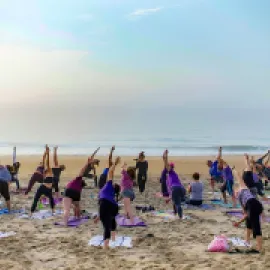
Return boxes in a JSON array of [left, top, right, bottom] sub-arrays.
[[128, 7, 163, 17]]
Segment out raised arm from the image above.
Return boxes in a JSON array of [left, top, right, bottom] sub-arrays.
[[13, 146, 16, 164], [264, 150, 270, 167], [108, 156, 121, 181], [232, 167, 247, 189], [53, 146, 59, 167], [108, 146, 115, 167], [91, 147, 100, 160], [41, 146, 47, 166], [163, 150, 169, 170], [256, 152, 269, 164], [217, 147, 222, 161], [244, 154, 252, 171], [45, 146, 52, 174]]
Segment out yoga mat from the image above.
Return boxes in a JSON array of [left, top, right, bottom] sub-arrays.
[[41, 197, 63, 205], [151, 210, 191, 220], [184, 204, 215, 210], [0, 231, 16, 238], [0, 208, 22, 215], [88, 235, 133, 248], [226, 211, 270, 222], [228, 237, 251, 248], [18, 209, 62, 220], [55, 216, 90, 227], [211, 201, 241, 209], [116, 215, 146, 227]]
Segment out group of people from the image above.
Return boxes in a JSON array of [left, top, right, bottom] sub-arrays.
[[0, 145, 269, 252]]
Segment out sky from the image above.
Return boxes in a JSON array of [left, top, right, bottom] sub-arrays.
[[0, 0, 270, 110]]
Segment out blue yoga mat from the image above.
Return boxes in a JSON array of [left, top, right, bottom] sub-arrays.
[[0, 208, 22, 215]]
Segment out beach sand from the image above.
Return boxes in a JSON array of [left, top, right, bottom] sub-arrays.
[[0, 155, 269, 270]]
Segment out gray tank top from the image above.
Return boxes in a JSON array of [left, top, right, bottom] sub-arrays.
[[190, 182, 203, 201]]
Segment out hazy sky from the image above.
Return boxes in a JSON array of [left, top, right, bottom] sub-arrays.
[[1, 0, 270, 109]]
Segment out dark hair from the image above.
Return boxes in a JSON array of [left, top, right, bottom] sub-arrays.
[[127, 166, 136, 180], [114, 183, 120, 202], [192, 172, 200, 180]]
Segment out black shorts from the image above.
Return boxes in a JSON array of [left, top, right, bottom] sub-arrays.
[[0, 181, 10, 201], [64, 188, 81, 202]]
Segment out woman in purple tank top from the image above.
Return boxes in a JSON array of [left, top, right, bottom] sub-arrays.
[[232, 154, 264, 253], [62, 147, 100, 226]]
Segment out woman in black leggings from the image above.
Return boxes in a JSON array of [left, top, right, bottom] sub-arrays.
[[233, 154, 264, 253], [30, 145, 55, 215], [136, 152, 148, 194], [97, 156, 121, 249]]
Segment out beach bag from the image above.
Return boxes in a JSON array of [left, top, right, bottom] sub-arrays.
[[207, 235, 229, 252]]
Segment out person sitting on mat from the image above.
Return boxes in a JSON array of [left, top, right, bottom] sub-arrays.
[[52, 146, 66, 199], [0, 164, 12, 211], [25, 148, 47, 195], [164, 150, 186, 219], [206, 147, 223, 194], [62, 147, 100, 226], [120, 162, 136, 224], [232, 154, 264, 253], [98, 146, 115, 190], [96, 156, 121, 249], [186, 172, 203, 206], [30, 145, 55, 216], [220, 160, 237, 207], [136, 151, 148, 194]]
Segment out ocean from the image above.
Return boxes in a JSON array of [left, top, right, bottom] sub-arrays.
[[0, 106, 269, 156]]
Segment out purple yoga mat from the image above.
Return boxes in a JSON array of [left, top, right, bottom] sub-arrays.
[[116, 215, 146, 227], [226, 211, 270, 222], [55, 216, 90, 227]]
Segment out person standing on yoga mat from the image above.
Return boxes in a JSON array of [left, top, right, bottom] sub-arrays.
[[25, 148, 47, 195], [121, 162, 136, 225], [255, 151, 270, 187], [62, 147, 100, 226], [232, 154, 264, 253], [30, 145, 55, 215], [136, 152, 148, 194], [97, 156, 121, 249], [220, 160, 237, 207], [98, 146, 115, 190], [0, 164, 12, 211], [52, 146, 66, 199], [206, 147, 223, 194], [160, 152, 169, 197], [164, 150, 186, 219]]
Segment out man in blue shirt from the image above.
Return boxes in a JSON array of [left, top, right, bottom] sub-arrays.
[[207, 147, 223, 193], [0, 165, 12, 211]]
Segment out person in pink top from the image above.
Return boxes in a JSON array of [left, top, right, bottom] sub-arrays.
[[121, 163, 136, 224], [62, 147, 100, 226]]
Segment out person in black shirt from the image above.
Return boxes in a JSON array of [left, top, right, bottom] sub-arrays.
[[52, 146, 66, 199], [136, 152, 148, 193]]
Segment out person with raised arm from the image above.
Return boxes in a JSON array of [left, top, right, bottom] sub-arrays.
[[220, 160, 237, 207], [25, 148, 47, 195], [232, 154, 264, 253], [255, 150, 270, 187], [98, 156, 121, 249], [136, 151, 148, 194], [164, 150, 186, 219], [30, 145, 55, 215], [120, 161, 136, 224], [98, 146, 115, 190], [62, 147, 100, 226], [160, 151, 169, 197], [52, 146, 66, 199], [206, 147, 223, 194]]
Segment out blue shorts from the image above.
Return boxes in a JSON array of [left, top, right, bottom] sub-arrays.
[[121, 189, 135, 201]]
